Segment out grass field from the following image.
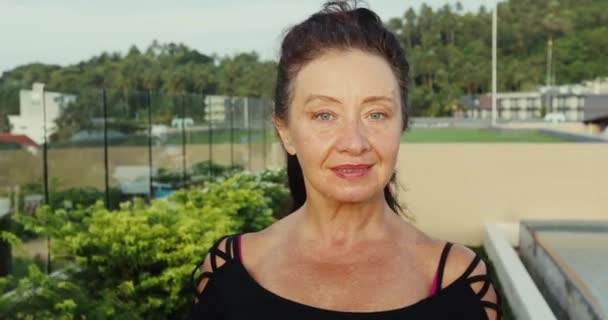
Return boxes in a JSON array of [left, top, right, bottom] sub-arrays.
[[402, 128, 568, 143], [41, 128, 570, 148]]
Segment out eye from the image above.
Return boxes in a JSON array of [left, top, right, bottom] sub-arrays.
[[369, 112, 386, 120], [315, 112, 334, 121]]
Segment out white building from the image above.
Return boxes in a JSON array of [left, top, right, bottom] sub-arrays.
[[8, 83, 76, 144], [464, 78, 608, 122], [540, 78, 608, 121], [465, 92, 542, 121], [204, 95, 230, 124], [204, 95, 259, 129]]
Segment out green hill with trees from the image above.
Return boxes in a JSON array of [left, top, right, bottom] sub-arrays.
[[0, 0, 607, 133]]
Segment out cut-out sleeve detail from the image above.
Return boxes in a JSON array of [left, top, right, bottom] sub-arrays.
[[190, 234, 240, 319], [461, 254, 503, 320], [436, 243, 502, 320]]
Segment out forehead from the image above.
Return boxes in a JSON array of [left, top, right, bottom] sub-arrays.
[[292, 49, 399, 102]]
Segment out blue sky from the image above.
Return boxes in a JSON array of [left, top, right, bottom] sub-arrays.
[[0, 0, 487, 73]]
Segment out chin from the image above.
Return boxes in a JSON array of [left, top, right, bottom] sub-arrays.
[[305, 171, 390, 204], [323, 186, 382, 204]]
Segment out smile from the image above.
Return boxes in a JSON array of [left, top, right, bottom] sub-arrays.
[[330, 164, 373, 179]]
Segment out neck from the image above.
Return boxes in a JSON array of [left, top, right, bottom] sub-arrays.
[[293, 191, 393, 249]]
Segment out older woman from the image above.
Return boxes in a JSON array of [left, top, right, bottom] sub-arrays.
[[192, 1, 501, 319]]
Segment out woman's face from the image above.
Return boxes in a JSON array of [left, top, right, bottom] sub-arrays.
[[275, 49, 402, 204]]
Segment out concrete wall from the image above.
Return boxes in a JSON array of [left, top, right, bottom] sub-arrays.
[[483, 223, 556, 320], [2, 143, 607, 246], [394, 144, 607, 245], [519, 222, 606, 320], [268, 143, 607, 245]]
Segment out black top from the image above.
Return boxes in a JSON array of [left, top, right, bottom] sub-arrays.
[[191, 234, 502, 319]]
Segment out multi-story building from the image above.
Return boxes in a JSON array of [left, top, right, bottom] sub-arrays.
[[8, 83, 76, 144], [204, 95, 230, 124], [465, 92, 542, 121], [463, 78, 608, 122], [204, 95, 270, 130]]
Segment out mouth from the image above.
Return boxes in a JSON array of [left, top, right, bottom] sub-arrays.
[[330, 164, 373, 179]]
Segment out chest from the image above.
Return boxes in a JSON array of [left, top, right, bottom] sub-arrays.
[[249, 251, 431, 312]]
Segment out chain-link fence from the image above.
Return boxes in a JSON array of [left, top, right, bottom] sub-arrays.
[[0, 86, 278, 210]]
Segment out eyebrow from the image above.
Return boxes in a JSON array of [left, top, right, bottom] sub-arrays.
[[304, 94, 394, 106], [304, 94, 342, 105], [362, 96, 394, 105]]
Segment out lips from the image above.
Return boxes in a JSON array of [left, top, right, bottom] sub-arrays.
[[330, 164, 373, 179]]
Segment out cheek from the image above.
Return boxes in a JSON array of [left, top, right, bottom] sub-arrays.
[[368, 120, 402, 146], [371, 130, 401, 161], [291, 125, 333, 162]]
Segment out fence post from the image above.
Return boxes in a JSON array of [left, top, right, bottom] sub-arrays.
[[230, 97, 234, 166], [37, 83, 52, 275], [262, 99, 267, 169], [146, 91, 153, 198], [247, 98, 252, 171], [181, 94, 187, 186], [207, 95, 213, 177], [39, 84, 49, 209], [102, 89, 110, 209]]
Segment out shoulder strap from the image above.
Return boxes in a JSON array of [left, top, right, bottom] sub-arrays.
[[435, 241, 453, 291], [191, 234, 240, 299]]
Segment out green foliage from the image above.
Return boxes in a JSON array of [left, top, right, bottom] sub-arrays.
[[0, 43, 276, 133], [48, 187, 122, 211], [396, 1, 608, 116], [1, 169, 288, 319], [8, 185, 122, 241], [2, 2, 606, 120], [0, 264, 91, 320], [190, 160, 243, 178], [0, 216, 14, 277], [255, 169, 291, 218], [155, 161, 245, 187], [0, 111, 10, 132]]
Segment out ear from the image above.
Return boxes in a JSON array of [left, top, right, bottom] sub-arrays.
[[272, 115, 296, 156]]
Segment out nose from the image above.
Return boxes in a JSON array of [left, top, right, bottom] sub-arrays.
[[335, 119, 371, 155]]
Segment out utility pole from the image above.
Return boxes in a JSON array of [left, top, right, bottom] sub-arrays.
[[491, 2, 498, 126], [546, 37, 554, 114]]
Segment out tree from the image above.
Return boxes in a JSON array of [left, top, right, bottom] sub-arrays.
[[0, 111, 10, 132], [1, 1, 608, 119]]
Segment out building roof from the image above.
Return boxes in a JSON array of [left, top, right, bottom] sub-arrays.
[[0, 133, 38, 147]]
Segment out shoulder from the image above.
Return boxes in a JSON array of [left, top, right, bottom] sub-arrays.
[[440, 242, 501, 320], [440, 243, 485, 287]]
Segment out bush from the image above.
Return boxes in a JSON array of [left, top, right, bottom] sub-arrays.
[[0, 216, 11, 277], [190, 160, 243, 178], [10, 185, 122, 241], [155, 161, 246, 187], [0, 169, 288, 319]]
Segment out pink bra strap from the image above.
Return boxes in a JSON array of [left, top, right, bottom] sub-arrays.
[[237, 234, 243, 261], [428, 271, 439, 296]]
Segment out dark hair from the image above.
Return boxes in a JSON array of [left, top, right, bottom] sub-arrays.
[[274, 0, 410, 216]]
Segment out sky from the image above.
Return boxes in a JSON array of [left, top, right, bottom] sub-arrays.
[[0, 0, 486, 73]]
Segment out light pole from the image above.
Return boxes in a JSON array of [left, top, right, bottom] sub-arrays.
[[491, 1, 498, 126], [546, 37, 554, 114]]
